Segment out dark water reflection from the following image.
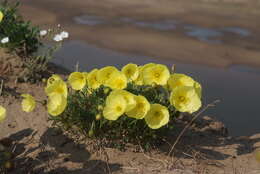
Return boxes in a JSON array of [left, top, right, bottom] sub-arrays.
[[73, 15, 252, 44], [52, 40, 260, 137]]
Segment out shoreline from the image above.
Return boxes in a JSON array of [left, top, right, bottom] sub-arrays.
[[18, 0, 260, 69]]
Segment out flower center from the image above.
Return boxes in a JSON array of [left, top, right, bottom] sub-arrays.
[[79, 75, 84, 80], [154, 72, 160, 78], [49, 78, 55, 84], [154, 111, 161, 117], [116, 80, 124, 88], [127, 69, 132, 75], [179, 96, 185, 102], [137, 103, 144, 109], [106, 73, 111, 78], [116, 106, 123, 112], [56, 87, 64, 94]]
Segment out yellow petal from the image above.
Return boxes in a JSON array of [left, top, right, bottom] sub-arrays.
[[68, 72, 87, 90], [0, 105, 6, 122], [126, 95, 150, 119], [97, 66, 118, 84], [21, 94, 36, 113], [142, 64, 170, 85], [105, 71, 127, 90], [47, 74, 62, 87], [121, 63, 139, 81], [47, 94, 67, 116], [45, 80, 68, 98], [167, 73, 194, 90], [0, 11, 3, 22], [87, 69, 101, 89], [103, 93, 127, 120], [144, 104, 169, 129], [194, 81, 202, 99], [170, 86, 201, 113], [109, 90, 136, 112]]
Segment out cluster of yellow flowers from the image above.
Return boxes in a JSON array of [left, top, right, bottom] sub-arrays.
[[0, 63, 202, 130], [45, 63, 201, 129]]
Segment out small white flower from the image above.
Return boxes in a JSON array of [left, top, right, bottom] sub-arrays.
[[57, 24, 61, 27], [1, 37, 9, 44], [40, 30, 47, 36], [53, 34, 63, 42], [60, 31, 69, 39]]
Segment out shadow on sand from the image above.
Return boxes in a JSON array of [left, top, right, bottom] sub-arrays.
[[2, 116, 260, 173], [2, 128, 121, 174]]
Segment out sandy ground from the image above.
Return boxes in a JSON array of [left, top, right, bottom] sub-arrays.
[[15, 0, 260, 68], [1, 49, 260, 173]]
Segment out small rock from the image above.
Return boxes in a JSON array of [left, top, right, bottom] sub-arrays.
[[202, 116, 213, 121]]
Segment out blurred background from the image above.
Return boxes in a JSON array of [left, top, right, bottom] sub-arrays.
[[18, 0, 260, 136]]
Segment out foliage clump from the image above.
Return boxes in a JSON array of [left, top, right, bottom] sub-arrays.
[[0, 1, 69, 83], [0, 1, 41, 56]]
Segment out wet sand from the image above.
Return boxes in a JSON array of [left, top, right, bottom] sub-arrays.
[[19, 0, 260, 68]]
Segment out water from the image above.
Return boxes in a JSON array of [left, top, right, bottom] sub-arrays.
[[221, 27, 251, 37], [229, 65, 260, 74], [73, 15, 252, 44], [184, 25, 223, 44], [52, 40, 260, 137], [120, 18, 178, 30], [74, 15, 106, 26]]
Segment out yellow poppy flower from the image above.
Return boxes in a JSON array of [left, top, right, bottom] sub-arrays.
[[0, 11, 3, 22], [134, 63, 156, 85], [47, 74, 62, 87], [167, 73, 194, 90], [144, 104, 169, 129], [97, 66, 118, 84], [167, 73, 202, 98], [126, 95, 150, 119], [45, 79, 68, 98], [21, 94, 36, 112], [68, 72, 87, 90], [103, 93, 127, 120], [87, 69, 101, 89], [170, 86, 201, 113], [121, 63, 139, 81], [47, 93, 67, 116], [106, 71, 127, 90], [109, 90, 136, 112], [142, 64, 170, 85], [0, 105, 6, 122]]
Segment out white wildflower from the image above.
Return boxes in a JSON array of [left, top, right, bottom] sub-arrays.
[[40, 30, 47, 36], [1, 37, 9, 44], [53, 34, 63, 42], [60, 31, 69, 39]]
